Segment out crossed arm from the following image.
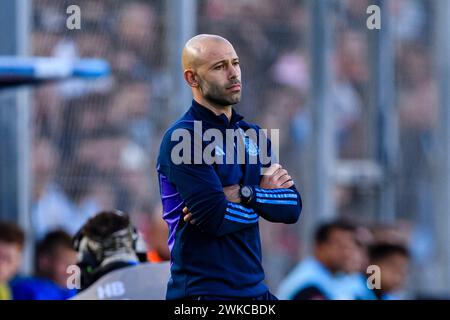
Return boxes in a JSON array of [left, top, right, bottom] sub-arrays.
[[183, 163, 301, 225]]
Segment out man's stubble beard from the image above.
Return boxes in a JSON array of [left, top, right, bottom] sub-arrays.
[[199, 77, 241, 107]]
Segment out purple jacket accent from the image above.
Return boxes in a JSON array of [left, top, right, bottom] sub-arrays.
[[159, 173, 183, 254]]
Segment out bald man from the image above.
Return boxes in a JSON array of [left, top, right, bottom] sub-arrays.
[[156, 34, 302, 300]]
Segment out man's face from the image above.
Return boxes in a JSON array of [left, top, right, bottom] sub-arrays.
[[39, 246, 77, 288], [377, 254, 409, 293], [195, 41, 242, 107], [0, 242, 22, 283], [318, 229, 356, 273]]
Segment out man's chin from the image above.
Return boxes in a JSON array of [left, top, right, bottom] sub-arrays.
[[206, 95, 240, 107], [229, 94, 241, 105]]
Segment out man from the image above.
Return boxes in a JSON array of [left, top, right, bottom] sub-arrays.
[[157, 34, 302, 300], [11, 230, 77, 300], [334, 225, 377, 300], [0, 221, 25, 300], [277, 221, 356, 300], [366, 243, 410, 300]]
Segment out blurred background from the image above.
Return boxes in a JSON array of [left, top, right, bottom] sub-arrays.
[[0, 0, 449, 299]]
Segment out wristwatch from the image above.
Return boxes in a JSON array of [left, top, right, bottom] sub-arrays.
[[239, 185, 253, 205]]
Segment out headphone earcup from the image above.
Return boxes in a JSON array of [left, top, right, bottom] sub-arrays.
[[76, 239, 101, 290]]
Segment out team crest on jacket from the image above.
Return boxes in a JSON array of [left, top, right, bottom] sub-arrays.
[[245, 137, 259, 156], [214, 145, 225, 156]]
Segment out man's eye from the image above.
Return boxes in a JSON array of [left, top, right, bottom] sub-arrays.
[[233, 61, 240, 66], [214, 65, 223, 70]]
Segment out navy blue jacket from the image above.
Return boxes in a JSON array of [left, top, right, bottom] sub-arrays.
[[157, 100, 302, 299]]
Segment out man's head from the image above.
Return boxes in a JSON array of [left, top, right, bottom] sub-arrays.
[[0, 222, 25, 284], [313, 220, 357, 274], [182, 34, 242, 109], [35, 230, 77, 288], [369, 243, 410, 294]]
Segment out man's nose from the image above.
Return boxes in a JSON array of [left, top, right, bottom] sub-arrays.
[[228, 65, 239, 80]]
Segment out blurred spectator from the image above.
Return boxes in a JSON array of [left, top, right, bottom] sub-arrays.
[[335, 225, 378, 300], [10, 230, 77, 300], [35, 231, 77, 287], [131, 203, 170, 263], [332, 29, 368, 158], [277, 221, 356, 300], [0, 222, 25, 300], [397, 43, 438, 221], [367, 243, 411, 299], [147, 204, 170, 262]]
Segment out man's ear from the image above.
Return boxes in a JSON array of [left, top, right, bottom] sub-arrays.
[[184, 70, 199, 88]]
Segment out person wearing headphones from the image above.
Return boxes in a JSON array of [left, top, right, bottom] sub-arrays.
[[72, 210, 169, 300]]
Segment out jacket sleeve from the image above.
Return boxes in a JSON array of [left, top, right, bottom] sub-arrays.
[[158, 131, 259, 238], [248, 125, 302, 224], [246, 185, 302, 224]]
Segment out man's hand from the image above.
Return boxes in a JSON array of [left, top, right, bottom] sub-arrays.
[[223, 185, 241, 203], [260, 163, 294, 189]]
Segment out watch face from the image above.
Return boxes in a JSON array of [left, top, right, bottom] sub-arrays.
[[241, 186, 251, 198]]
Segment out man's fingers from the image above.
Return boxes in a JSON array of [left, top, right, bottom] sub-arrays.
[[183, 213, 192, 222], [260, 164, 294, 189], [277, 174, 292, 186], [272, 169, 288, 182], [280, 179, 294, 189], [182, 207, 197, 224], [265, 163, 282, 176], [183, 211, 197, 225]]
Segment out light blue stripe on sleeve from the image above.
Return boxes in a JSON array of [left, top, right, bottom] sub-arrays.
[[256, 193, 297, 199], [226, 208, 258, 219], [256, 199, 298, 205], [255, 187, 295, 194], [224, 214, 259, 224], [228, 202, 254, 213]]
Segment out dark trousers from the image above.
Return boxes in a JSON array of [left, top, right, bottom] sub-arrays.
[[190, 291, 278, 301]]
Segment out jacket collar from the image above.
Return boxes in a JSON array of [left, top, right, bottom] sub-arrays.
[[190, 99, 244, 128]]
